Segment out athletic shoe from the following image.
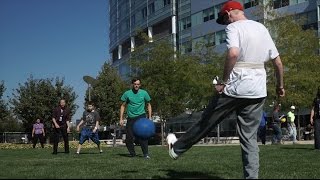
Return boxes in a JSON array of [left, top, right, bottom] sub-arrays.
[[144, 155, 151, 160], [100, 150, 103, 153], [128, 153, 136, 157], [166, 133, 179, 160]]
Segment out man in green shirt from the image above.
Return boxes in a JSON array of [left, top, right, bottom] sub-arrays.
[[287, 105, 297, 144], [120, 78, 152, 159]]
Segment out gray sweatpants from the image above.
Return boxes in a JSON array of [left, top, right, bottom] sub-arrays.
[[173, 93, 265, 179]]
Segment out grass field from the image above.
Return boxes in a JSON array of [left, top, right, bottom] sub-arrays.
[[0, 143, 319, 179]]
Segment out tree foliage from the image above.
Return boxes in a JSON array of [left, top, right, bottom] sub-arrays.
[[10, 76, 78, 133], [0, 81, 22, 132], [262, 2, 320, 111], [129, 35, 225, 119], [89, 62, 127, 126]]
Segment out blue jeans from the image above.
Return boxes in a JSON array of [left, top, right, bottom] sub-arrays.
[[79, 127, 100, 145], [272, 123, 282, 143], [287, 124, 297, 142]]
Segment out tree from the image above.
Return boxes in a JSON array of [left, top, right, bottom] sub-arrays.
[[261, 2, 320, 111], [130, 36, 225, 120], [0, 81, 22, 132], [10, 76, 78, 133], [0, 81, 9, 130], [89, 62, 127, 126]]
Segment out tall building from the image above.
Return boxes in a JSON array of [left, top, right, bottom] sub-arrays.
[[109, 0, 319, 79]]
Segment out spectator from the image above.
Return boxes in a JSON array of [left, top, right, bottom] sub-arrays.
[[32, 118, 45, 148]]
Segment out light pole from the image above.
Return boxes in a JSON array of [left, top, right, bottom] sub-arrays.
[[83, 75, 97, 101]]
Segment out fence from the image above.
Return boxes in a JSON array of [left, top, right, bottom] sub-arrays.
[[0, 132, 79, 144], [0, 132, 31, 144]]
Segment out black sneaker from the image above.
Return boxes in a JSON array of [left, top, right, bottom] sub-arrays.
[[128, 154, 136, 157]]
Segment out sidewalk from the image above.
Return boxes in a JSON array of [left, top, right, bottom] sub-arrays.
[[194, 139, 314, 146]]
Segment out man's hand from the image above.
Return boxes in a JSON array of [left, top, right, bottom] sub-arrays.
[[119, 119, 124, 127], [215, 84, 225, 94], [67, 127, 70, 133], [54, 124, 60, 129], [76, 126, 80, 132]]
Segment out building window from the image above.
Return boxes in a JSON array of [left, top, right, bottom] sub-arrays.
[[131, 15, 135, 27], [164, 0, 171, 6], [182, 41, 192, 54], [191, 11, 203, 27], [243, 0, 259, 9], [142, 7, 147, 19], [204, 33, 215, 47], [203, 7, 215, 22], [214, 4, 223, 21], [148, 3, 155, 15], [273, 0, 289, 9], [216, 30, 227, 45], [289, 0, 307, 6], [180, 17, 191, 30]]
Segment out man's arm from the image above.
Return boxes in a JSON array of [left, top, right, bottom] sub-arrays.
[[76, 119, 84, 132], [216, 47, 239, 93], [52, 109, 60, 128], [223, 47, 239, 83], [310, 106, 315, 125], [93, 112, 100, 133], [66, 109, 72, 133], [32, 126, 35, 137], [272, 56, 285, 97], [147, 102, 152, 119], [42, 125, 45, 136], [120, 102, 126, 126]]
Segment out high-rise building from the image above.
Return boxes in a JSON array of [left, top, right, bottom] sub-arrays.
[[109, 0, 319, 79]]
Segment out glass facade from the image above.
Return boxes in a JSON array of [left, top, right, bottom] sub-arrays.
[[109, 0, 319, 78]]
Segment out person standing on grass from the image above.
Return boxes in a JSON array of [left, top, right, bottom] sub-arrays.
[[272, 104, 283, 145], [32, 118, 45, 148], [258, 111, 267, 145], [52, 99, 71, 154], [119, 78, 152, 159], [166, 0, 285, 179], [76, 101, 102, 154], [310, 87, 320, 150], [287, 106, 297, 144]]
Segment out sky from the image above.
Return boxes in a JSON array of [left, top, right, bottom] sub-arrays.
[[0, 0, 109, 122]]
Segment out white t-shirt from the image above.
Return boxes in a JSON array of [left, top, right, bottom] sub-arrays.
[[223, 20, 279, 98]]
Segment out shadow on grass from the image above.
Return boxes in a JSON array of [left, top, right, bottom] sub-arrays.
[[75, 152, 102, 155], [116, 153, 145, 158], [153, 169, 223, 179], [280, 146, 314, 150]]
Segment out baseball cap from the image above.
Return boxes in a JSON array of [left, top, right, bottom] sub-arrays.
[[216, 0, 244, 25], [290, 106, 295, 110]]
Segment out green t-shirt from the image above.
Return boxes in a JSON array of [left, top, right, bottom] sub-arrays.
[[121, 89, 151, 118]]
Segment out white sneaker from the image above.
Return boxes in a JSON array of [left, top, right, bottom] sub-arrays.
[[100, 149, 103, 153], [166, 133, 179, 160]]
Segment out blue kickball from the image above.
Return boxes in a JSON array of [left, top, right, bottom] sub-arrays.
[[133, 118, 156, 140]]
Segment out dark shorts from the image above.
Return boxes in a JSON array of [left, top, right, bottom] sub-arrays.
[[79, 127, 100, 145]]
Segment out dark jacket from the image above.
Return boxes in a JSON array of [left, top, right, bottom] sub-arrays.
[[53, 106, 71, 127]]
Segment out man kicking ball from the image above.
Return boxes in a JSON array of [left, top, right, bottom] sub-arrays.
[[166, 0, 285, 179]]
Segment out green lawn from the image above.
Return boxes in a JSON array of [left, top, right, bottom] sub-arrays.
[[0, 143, 319, 179]]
